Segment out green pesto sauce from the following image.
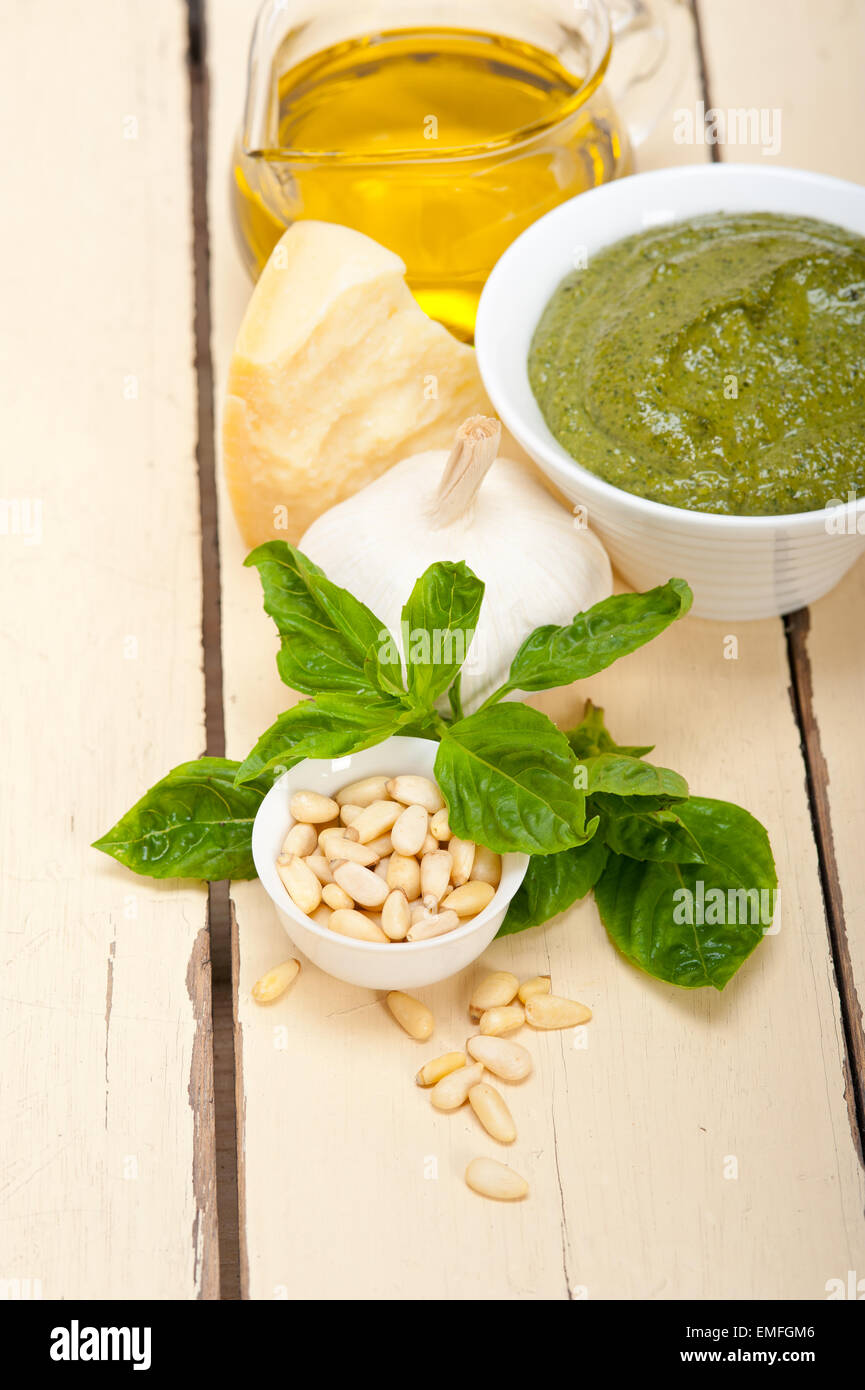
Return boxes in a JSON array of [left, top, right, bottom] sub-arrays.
[[528, 212, 865, 515]]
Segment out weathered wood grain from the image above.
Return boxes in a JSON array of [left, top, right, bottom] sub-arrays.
[[0, 0, 217, 1298], [208, 0, 865, 1297]]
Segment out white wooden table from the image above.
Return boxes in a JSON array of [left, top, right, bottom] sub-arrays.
[[1, 0, 863, 1300]]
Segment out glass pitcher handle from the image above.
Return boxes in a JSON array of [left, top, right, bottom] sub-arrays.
[[604, 0, 695, 149]]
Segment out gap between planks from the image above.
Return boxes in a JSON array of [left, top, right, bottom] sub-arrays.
[[693, 0, 865, 1161], [187, 0, 244, 1300]]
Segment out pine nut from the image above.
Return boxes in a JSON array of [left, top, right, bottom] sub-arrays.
[[449, 837, 476, 886], [430, 808, 451, 841], [329, 908, 389, 942], [525, 994, 593, 1029], [374, 855, 391, 880], [289, 790, 339, 824], [421, 850, 452, 903], [518, 975, 551, 1004], [443, 881, 495, 916], [319, 833, 377, 866], [465, 1157, 528, 1201], [479, 1003, 525, 1036], [470, 845, 502, 887], [421, 832, 439, 855], [322, 882, 353, 911], [352, 799, 402, 844], [469, 971, 520, 1021], [411, 901, 435, 926], [430, 1061, 484, 1110], [391, 803, 429, 856], [251, 957, 300, 1004], [406, 909, 461, 941], [386, 775, 444, 814], [387, 853, 421, 901], [309, 904, 332, 928], [382, 889, 411, 941], [276, 854, 322, 915], [466, 1035, 532, 1081], [364, 832, 394, 858], [339, 803, 363, 825], [468, 1083, 516, 1143], [304, 851, 335, 885], [281, 822, 317, 857], [335, 775, 390, 808], [333, 861, 389, 908], [386, 991, 434, 1041], [415, 1051, 466, 1087]]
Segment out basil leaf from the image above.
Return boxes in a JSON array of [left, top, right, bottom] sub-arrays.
[[499, 836, 608, 935], [594, 796, 777, 989], [567, 700, 653, 759], [598, 801, 706, 863], [93, 758, 269, 880], [435, 704, 591, 855], [504, 580, 693, 695], [234, 694, 408, 785], [245, 541, 403, 697], [578, 754, 688, 800], [401, 561, 484, 706]]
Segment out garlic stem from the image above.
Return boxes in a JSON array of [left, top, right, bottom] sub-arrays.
[[430, 415, 501, 528]]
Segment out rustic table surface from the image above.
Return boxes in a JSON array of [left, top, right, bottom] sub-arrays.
[[2, 0, 863, 1301]]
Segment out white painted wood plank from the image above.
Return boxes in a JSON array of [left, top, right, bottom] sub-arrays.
[[209, 0, 864, 1297], [0, 0, 217, 1298]]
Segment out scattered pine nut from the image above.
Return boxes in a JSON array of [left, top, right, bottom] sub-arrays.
[[251, 957, 300, 1004], [319, 834, 377, 866], [525, 994, 592, 1029], [415, 1051, 466, 1088], [465, 1157, 528, 1201], [518, 975, 551, 1004], [339, 803, 363, 825], [387, 853, 421, 901], [290, 790, 339, 824], [386, 991, 434, 1041], [352, 799, 402, 844], [468, 1083, 516, 1143], [304, 852, 335, 885], [430, 808, 451, 841], [479, 1003, 525, 1036], [466, 1034, 532, 1081], [469, 971, 519, 1021], [420, 849, 452, 904], [430, 1061, 484, 1110]]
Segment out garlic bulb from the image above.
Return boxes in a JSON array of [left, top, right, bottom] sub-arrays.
[[300, 417, 612, 710]]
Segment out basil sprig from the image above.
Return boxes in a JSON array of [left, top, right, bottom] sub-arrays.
[[95, 543, 777, 990]]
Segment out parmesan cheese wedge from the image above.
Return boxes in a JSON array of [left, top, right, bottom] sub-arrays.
[[223, 220, 511, 546]]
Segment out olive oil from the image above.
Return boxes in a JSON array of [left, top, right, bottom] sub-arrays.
[[232, 28, 628, 338]]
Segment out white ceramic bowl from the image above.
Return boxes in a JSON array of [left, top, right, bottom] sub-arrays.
[[252, 737, 529, 990], [475, 164, 865, 620]]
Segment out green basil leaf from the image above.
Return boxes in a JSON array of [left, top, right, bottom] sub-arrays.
[[499, 835, 608, 935], [594, 796, 777, 989], [597, 801, 706, 863], [245, 541, 403, 698], [566, 701, 653, 759], [234, 694, 407, 785], [577, 753, 688, 800], [93, 758, 269, 880], [434, 704, 590, 855], [401, 561, 484, 706], [505, 580, 693, 695]]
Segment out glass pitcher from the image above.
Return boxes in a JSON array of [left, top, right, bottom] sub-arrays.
[[231, 0, 690, 339]]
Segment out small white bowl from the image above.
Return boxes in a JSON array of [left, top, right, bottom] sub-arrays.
[[252, 736, 529, 990], [475, 164, 865, 620]]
